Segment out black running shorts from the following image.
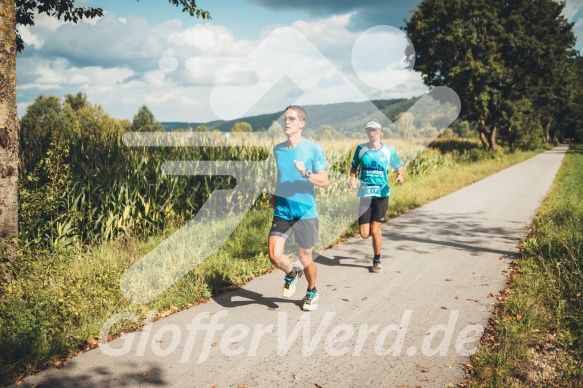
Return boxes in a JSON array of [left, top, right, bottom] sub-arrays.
[[269, 217, 319, 249], [358, 197, 389, 225]]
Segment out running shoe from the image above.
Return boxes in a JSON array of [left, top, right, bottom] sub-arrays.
[[302, 290, 319, 311], [372, 260, 382, 273], [282, 266, 303, 298]]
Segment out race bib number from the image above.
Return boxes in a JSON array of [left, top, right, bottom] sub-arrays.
[[363, 185, 382, 198]]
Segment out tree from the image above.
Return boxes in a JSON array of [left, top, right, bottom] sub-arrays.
[[405, 0, 576, 151], [194, 125, 209, 132], [441, 127, 455, 139], [0, 1, 210, 255], [64, 92, 89, 113], [19, 95, 66, 162], [231, 122, 252, 132], [266, 121, 283, 138], [132, 105, 164, 132], [395, 112, 415, 138], [311, 124, 344, 140], [561, 56, 583, 143]]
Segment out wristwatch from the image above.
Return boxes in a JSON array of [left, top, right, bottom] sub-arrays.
[[304, 170, 312, 178]]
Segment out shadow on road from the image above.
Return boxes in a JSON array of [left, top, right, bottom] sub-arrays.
[[18, 364, 166, 388], [385, 210, 523, 257], [212, 287, 299, 310]]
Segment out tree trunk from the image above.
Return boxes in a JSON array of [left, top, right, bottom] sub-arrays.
[[477, 119, 489, 150], [489, 126, 497, 152], [543, 115, 553, 144], [477, 119, 497, 152], [546, 118, 558, 144], [0, 0, 19, 276]]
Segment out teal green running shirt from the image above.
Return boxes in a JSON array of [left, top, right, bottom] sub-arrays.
[[273, 139, 327, 220], [351, 143, 403, 198]]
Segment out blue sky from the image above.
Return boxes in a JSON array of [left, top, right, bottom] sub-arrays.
[[15, 0, 583, 123]]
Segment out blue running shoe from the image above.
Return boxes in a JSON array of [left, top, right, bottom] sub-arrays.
[[282, 266, 303, 298], [302, 290, 319, 311]]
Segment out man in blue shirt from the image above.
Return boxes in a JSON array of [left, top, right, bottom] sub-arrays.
[[268, 105, 329, 311], [349, 120, 404, 273]]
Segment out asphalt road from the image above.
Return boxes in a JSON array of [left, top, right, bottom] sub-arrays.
[[18, 145, 568, 388]]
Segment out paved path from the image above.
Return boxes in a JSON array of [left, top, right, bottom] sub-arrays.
[[19, 146, 568, 388]]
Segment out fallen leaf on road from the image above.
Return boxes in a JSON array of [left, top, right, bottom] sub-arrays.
[[293, 373, 302, 380], [441, 306, 448, 310], [421, 366, 431, 373], [466, 298, 479, 302], [87, 338, 98, 347], [342, 298, 349, 302], [455, 295, 459, 299], [315, 384, 324, 388], [487, 293, 495, 298], [362, 296, 368, 300], [142, 371, 149, 377], [445, 278, 452, 281]]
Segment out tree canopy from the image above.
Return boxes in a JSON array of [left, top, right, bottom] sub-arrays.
[[231, 122, 253, 132], [405, 0, 578, 151], [132, 105, 164, 132]]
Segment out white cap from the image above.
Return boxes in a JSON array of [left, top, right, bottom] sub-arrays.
[[365, 121, 382, 130]]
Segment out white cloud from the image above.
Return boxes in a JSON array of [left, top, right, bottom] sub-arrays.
[[18, 12, 70, 49], [16, 11, 427, 122]]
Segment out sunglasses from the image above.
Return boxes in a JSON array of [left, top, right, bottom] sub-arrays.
[[282, 116, 301, 123]]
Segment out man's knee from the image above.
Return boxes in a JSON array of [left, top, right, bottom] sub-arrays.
[[371, 226, 382, 239], [298, 257, 313, 268], [359, 225, 370, 239], [268, 254, 279, 266], [298, 248, 314, 267]]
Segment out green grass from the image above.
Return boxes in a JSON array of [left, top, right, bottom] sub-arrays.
[[0, 144, 544, 384], [465, 144, 583, 387]]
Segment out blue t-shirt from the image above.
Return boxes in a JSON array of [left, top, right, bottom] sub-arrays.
[[273, 139, 327, 220], [351, 143, 403, 198]]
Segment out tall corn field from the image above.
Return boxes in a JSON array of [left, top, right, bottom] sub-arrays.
[[20, 125, 475, 250]]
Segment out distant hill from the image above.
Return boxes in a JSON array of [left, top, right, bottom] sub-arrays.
[[161, 97, 419, 136]]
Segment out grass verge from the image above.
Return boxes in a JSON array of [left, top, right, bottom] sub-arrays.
[[464, 144, 583, 387]]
